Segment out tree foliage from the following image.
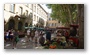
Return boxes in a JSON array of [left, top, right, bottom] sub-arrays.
[[46, 4, 77, 26]]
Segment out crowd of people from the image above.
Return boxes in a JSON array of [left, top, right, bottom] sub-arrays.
[[4, 28, 52, 49], [4, 29, 19, 49], [4, 27, 79, 49]]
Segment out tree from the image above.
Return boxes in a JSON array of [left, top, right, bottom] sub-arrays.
[[77, 4, 84, 49], [46, 4, 84, 49], [46, 4, 77, 26]]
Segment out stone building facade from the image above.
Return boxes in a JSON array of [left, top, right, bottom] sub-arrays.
[[4, 4, 48, 31]]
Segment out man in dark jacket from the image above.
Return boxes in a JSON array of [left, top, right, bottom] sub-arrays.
[[70, 27, 77, 36], [46, 30, 51, 41]]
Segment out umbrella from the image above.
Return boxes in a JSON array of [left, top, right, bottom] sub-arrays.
[[38, 28, 44, 31]]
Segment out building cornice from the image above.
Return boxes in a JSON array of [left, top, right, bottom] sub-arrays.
[[38, 4, 48, 15]]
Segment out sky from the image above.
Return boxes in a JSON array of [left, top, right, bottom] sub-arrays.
[[40, 4, 52, 13]]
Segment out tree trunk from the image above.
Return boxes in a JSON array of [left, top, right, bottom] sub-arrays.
[[77, 4, 84, 49], [76, 4, 79, 24]]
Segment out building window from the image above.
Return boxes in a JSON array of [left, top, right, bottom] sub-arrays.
[[55, 23, 56, 26], [26, 10, 28, 16], [49, 24, 50, 27], [30, 13, 33, 18], [50, 23, 52, 27], [48, 24, 49, 27], [25, 4, 29, 7], [19, 7, 23, 15], [52, 23, 53, 27], [31, 4, 33, 9], [49, 18, 51, 20], [34, 4, 36, 12], [54, 23, 55, 26], [10, 4, 15, 13], [37, 8, 38, 14], [29, 4, 32, 9], [4, 4, 5, 10], [37, 16, 38, 21], [52, 23, 54, 26], [25, 23, 28, 27], [34, 15, 36, 21]]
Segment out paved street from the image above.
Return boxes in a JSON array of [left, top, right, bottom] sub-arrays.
[[4, 33, 56, 49], [4, 37, 41, 49]]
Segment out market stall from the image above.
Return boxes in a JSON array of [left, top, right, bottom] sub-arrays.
[[68, 24, 79, 47]]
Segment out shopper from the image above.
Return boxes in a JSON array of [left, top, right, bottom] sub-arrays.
[[46, 30, 51, 41], [30, 30, 35, 42], [35, 30, 39, 43], [39, 34, 45, 46], [12, 30, 19, 49], [27, 29, 30, 41]]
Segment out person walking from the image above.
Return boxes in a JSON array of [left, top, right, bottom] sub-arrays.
[[34, 30, 39, 43], [9, 30, 14, 42], [27, 29, 30, 41], [30, 30, 35, 42], [12, 30, 19, 49], [46, 30, 51, 42], [5, 30, 9, 42]]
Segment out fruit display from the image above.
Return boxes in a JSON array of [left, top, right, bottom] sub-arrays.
[[44, 37, 66, 49], [49, 44, 57, 49]]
